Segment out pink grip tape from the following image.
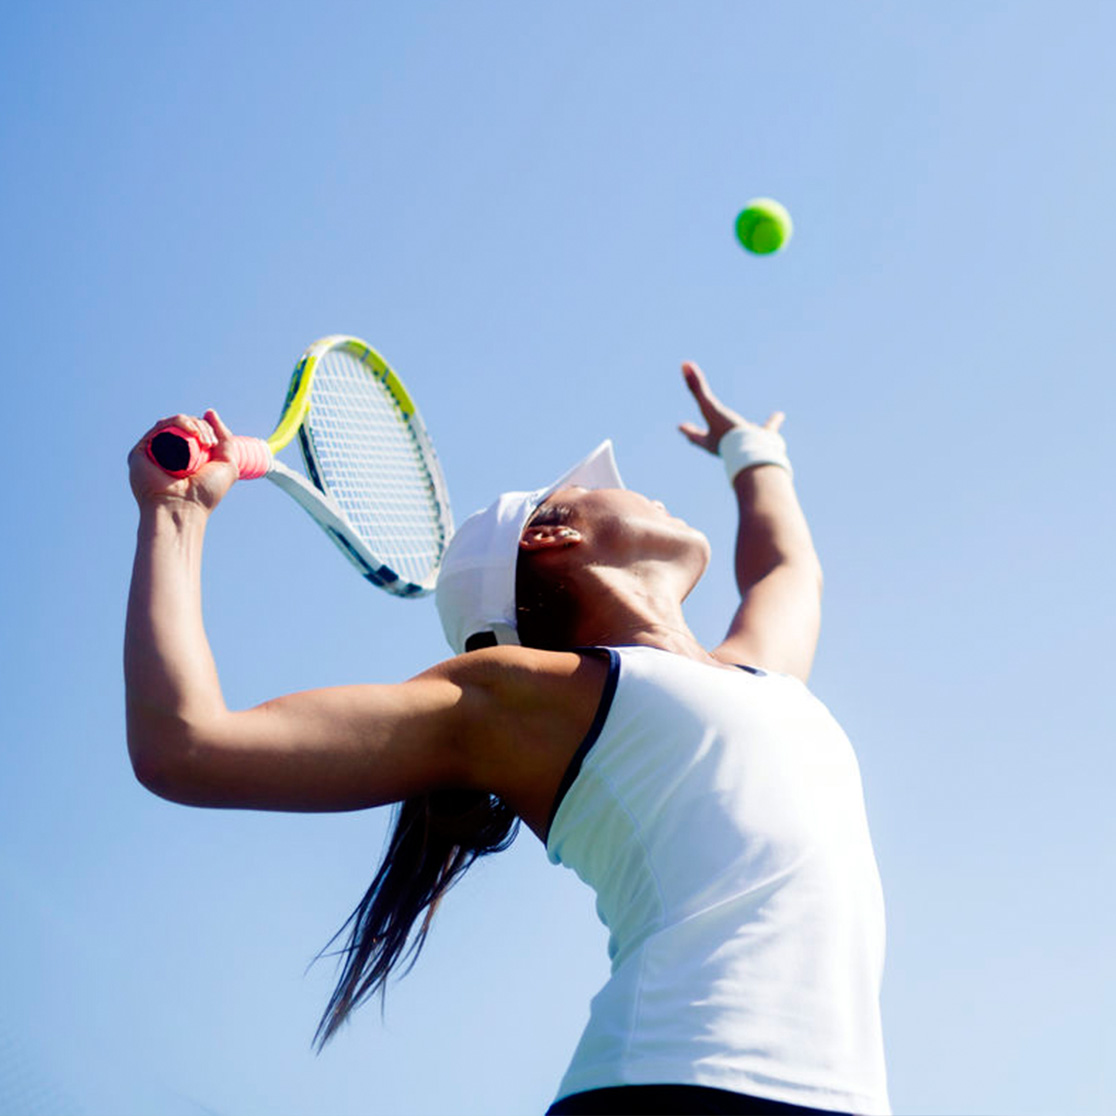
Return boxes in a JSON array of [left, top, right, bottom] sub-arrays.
[[146, 425, 271, 480]]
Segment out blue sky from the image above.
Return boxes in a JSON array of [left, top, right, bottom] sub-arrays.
[[2, 3, 1114, 1113]]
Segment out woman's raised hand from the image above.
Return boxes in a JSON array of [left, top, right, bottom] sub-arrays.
[[678, 361, 785, 456]]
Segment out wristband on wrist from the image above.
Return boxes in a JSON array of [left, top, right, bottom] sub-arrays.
[[718, 425, 793, 482]]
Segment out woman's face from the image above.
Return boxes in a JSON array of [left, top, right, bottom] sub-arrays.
[[547, 486, 711, 581]]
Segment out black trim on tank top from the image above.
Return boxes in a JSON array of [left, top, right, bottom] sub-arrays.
[[544, 647, 621, 841]]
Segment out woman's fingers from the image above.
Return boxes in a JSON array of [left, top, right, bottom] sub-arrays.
[[205, 408, 233, 440], [162, 413, 215, 445], [680, 361, 749, 442], [681, 361, 722, 421], [680, 363, 788, 459], [678, 421, 710, 447], [202, 409, 238, 464]]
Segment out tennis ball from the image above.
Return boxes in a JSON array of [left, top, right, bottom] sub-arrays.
[[735, 198, 793, 255]]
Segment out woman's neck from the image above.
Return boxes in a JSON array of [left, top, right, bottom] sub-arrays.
[[571, 567, 720, 665]]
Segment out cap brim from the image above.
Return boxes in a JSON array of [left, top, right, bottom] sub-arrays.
[[541, 440, 624, 502]]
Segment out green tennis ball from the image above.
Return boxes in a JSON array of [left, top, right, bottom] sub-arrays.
[[735, 198, 793, 255]]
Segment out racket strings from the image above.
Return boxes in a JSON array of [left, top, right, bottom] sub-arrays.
[[304, 348, 449, 586]]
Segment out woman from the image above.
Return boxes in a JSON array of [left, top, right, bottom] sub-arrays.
[[125, 362, 889, 1116]]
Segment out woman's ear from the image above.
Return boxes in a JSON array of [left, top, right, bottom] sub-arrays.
[[519, 524, 583, 552]]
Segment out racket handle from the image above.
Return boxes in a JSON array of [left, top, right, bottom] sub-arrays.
[[146, 426, 272, 480]]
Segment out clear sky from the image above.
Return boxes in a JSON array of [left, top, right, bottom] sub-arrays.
[[2, 3, 1114, 1114]]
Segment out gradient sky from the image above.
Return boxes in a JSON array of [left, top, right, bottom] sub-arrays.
[[2, 3, 1114, 1114]]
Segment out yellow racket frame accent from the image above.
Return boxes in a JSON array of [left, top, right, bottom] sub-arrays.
[[266, 335, 415, 453]]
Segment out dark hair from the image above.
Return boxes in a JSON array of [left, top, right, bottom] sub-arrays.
[[314, 502, 578, 1048], [515, 502, 579, 651], [315, 789, 518, 1048]]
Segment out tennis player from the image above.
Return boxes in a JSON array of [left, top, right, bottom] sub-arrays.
[[125, 362, 889, 1116]]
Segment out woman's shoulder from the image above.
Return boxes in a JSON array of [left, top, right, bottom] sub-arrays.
[[430, 644, 607, 688], [424, 646, 615, 839]]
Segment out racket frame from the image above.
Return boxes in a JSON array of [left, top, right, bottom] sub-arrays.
[[261, 335, 452, 598]]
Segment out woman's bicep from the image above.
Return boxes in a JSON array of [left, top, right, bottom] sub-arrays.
[[131, 675, 478, 812]]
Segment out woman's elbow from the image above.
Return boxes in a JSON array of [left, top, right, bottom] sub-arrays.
[[126, 712, 200, 803], [129, 739, 187, 802]]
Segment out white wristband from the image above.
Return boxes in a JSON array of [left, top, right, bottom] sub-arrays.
[[718, 425, 793, 482]]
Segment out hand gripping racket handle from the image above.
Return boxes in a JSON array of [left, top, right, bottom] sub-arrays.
[[146, 425, 272, 480]]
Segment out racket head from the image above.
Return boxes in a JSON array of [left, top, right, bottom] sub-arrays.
[[272, 336, 454, 597]]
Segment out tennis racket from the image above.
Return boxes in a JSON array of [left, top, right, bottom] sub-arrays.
[[146, 334, 453, 597]]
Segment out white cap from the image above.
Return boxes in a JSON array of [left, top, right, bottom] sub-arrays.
[[435, 441, 624, 655]]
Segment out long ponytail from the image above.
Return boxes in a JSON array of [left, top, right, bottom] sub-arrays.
[[314, 788, 518, 1048], [315, 502, 578, 1047]]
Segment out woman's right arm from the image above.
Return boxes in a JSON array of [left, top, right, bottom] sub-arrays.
[[125, 410, 238, 791], [124, 412, 479, 812]]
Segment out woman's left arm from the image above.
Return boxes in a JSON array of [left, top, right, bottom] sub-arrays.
[[679, 362, 823, 681]]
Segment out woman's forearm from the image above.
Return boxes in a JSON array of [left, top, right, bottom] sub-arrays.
[[731, 465, 822, 596], [124, 501, 228, 782]]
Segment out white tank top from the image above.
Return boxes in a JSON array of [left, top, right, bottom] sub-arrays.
[[546, 646, 889, 1115]]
